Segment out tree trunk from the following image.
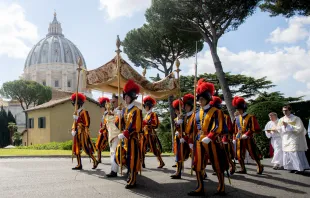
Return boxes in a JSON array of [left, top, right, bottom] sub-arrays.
[[209, 45, 235, 120]]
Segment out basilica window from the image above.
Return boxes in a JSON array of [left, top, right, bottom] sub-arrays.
[[42, 81, 46, 86], [67, 80, 71, 88], [55, 80, 59, 87]]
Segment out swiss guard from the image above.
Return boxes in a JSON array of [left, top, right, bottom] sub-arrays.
[[171, 99, 190, 179], [189, 79, 228, 196], [71, 93, 98, 170], [141, 96, 165, 168], [232, 96, 264, 174], [95, 97, 110, 163], [116, 79, 142, 189], [210, 96, 236, 175]]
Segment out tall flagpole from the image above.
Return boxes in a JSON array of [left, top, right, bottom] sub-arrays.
[[140, 68, 147, 175], [191, 42, 198, 176], [116, 35, 123, 176], [175, 59, 184, 171], [72, 57, 83, 162]]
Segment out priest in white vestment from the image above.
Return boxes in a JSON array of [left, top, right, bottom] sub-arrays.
[[264, 112, 283, 170], [105, 94, 124, 177], [277, 105, 310, 174]]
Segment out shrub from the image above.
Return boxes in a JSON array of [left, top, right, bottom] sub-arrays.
[[247, 101, 285, 158], [17, 138, 110, 151]]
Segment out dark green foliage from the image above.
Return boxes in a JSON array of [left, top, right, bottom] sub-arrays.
[[260, 0, 310, 17], [0, 80, 52, 110], [249, 91, 302, 105], [290, 100, 310, 128], [17, 138, 110, 151], [7, 110, 16, 124], [0, 106, 10, 147], [247, 101, 285, 157], [157, 115, 173, 152], [123, 23, 203, 75], [12, 131, 22, 146], [180, 73, 274, 98]]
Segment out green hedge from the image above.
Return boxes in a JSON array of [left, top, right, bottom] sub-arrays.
[[17, 138, 110, 151], [247, 101, 285, 158]]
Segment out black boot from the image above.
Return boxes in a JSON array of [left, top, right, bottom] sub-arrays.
[[106, 171, 117, 177], [72, 165, 82, 170]]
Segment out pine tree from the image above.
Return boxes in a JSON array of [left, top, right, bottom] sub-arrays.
[[0, 111, 4, 147], [7, 110, 16, 124], [0, 106, 9, 147]]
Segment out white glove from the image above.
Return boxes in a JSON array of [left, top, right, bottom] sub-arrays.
[[118, 133, 125, 140], [180, 138, 185, 143], [73, 115, 78, 120], [241, 134, 248, 139], [201, 137, 211, 144], [232, 139, 236, 144], [71, 130, 76, 136], [98, 131, 102, 134], [175, 131, 179, 136], [189, 143, 193, 150], [177, 119, 183, 124]]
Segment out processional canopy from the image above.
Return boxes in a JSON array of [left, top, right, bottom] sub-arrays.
[[85, 36, 179, 99]]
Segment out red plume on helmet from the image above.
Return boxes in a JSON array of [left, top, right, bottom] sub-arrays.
[[209, 96, 222, 106], [98, 97, 110, 107], [183, 94, 194, 106], [172, 99, 183, 109], [232, 96, 246, 109], [143, 96, 156, 106], [196, 78, 215, 101], [123, 79, 140, 100], [71, 93, 86, 102]]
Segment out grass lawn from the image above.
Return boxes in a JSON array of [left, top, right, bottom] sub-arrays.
[[0, 149, 174, 157]]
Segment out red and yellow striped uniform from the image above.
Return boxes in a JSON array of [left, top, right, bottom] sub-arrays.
[[72, 109, 97, 168], [141, 111, 164, 167], [193, 106, 228, 194], [115, 105, 142, 187], [95, 112, 109, 162], [233, 113, 263, 174], [222, 114, 236, 175]]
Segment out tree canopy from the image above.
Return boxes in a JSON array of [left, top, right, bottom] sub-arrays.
[[146, 0, 261, 119], [260, 0, 310, 17], [123, 22, 203, 76], [249, 91, 302, 105], [180, 73, 275, 99], [0, 80, 52, 110]]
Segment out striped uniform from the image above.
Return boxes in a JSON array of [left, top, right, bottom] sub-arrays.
[[233, 113, 263, 174], [115, 105, 142, 187], [193, 106, 228, 194], [141, 111, 164, 167], [72, 109, 97, 168], [95, 111, 109, 163]]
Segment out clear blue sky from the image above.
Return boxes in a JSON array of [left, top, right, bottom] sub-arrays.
[[1, 0, 309, 100]]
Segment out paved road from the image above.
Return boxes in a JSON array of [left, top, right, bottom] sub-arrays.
[[0, 157, 309, 198]]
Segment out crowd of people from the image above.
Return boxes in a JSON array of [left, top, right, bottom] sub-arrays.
[[69, 79, 309, 196]]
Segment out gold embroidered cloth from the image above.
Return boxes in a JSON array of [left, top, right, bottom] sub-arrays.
[[86, 56, 179, 99]]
